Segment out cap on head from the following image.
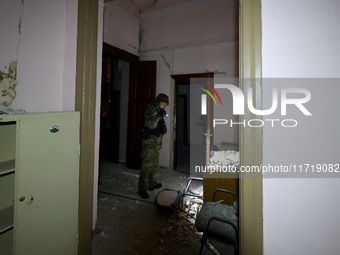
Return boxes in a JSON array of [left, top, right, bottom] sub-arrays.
[[156, 93, 169, 105]]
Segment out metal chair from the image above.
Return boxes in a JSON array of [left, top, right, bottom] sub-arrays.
[[154, 177, 203, 215], [196, 189, 238, 255]]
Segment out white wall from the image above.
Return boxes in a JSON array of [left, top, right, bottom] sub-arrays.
[[139, 0, 237, 53], [140, 0, 239, 167], [0, 0, 78, 112], [262, 0, 340, 254], [62, 0, 78, 111], [103, 1, 139, 56]]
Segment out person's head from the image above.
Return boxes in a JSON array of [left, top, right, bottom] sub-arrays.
[[156, 93, 169, 109]]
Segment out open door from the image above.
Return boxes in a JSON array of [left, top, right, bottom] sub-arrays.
[[126, 61, 157, 169], [172, 73, 238, 205], [100, 55, 122, 162], [172, 73, 214, 174], [100, 43, 156, 169]]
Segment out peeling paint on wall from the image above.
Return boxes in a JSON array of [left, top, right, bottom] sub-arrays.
[[0, 0, 24, 109], [0, 61, 18, 108], [161, 54, 172, 72]]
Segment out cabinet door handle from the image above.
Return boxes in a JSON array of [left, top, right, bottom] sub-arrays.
[[19, 196, 25, 202], [26, 196, 34, 205]]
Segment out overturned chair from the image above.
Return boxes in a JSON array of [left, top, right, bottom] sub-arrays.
[[196, 189, 238, 255], [154, 177, 203, 215]]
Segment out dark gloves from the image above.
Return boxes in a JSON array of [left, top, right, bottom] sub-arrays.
[[159, 109, 166, 117], [158, 109, 167, 134], [159, 118, 167, 134]]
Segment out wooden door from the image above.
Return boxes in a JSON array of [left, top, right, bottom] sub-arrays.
[[126, 61, 156, 169]]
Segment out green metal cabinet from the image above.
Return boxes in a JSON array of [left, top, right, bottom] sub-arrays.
[[0, 112, 80, 255]]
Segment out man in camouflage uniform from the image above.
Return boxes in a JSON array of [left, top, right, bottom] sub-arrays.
[[138, 93, 169, 199]]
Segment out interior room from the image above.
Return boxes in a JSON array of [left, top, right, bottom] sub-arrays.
[[1, 0, 340, 255], [93, 0, 239, 254]]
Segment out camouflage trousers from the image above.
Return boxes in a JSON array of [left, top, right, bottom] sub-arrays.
[[138, 135, 162, 192]]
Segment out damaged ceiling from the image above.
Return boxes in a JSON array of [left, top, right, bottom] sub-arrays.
[[104, 0, 216, 14]]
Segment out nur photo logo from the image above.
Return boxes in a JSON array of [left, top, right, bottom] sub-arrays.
[[200, 83, 312, 128], [199, 83, 222, 115]]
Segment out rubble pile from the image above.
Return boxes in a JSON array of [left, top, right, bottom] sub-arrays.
[[209, 150, 240, 168]]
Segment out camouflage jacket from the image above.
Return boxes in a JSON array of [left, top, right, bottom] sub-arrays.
[[142, 102, 167, 140]]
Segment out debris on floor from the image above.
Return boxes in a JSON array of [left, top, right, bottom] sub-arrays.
[[92, 162, 234, 255], [92, 193, 203, 255]]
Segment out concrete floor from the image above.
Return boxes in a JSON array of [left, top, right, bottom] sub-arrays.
[[91, 161, 235, 255]]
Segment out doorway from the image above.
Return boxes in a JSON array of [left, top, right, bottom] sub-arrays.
[[75, 0, 263, 254], [99, 43, 139, 166], [99, 43, 157, 169], [176, 84, 190, 173], [100, 55, 130, 163], [171, 73, 214, 174]]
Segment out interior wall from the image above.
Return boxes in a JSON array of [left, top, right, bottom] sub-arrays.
[[139, 0, 238, 52], [119, 60, 130, 162], [262, 0, 340, 254], [139, 0, 239, 167], [0, 0, 78, 112], [103, 1, 139, 56]]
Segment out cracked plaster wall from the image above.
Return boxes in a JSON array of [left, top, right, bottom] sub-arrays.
[[102, 0, 239, 168], [0, 1, 22, 109], [139, 0, 239, 167], [0, 0, 78, 112], [103, 1, 140, 56]]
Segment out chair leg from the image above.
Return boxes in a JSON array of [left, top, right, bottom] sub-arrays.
[[234, 244, 238, 255], [199, 233, 207, 255], [200, 234, 236, 255], [199, 242, 204, 255]]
